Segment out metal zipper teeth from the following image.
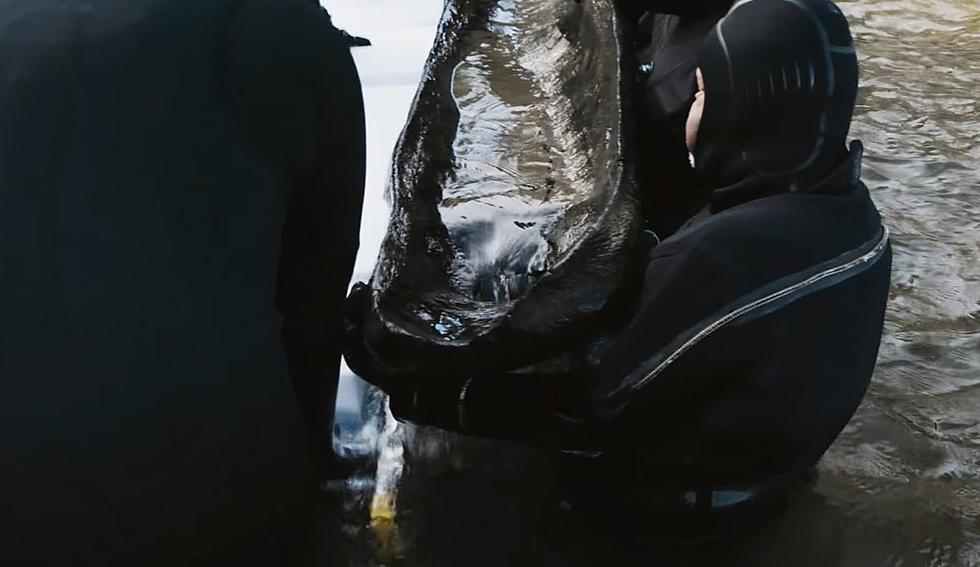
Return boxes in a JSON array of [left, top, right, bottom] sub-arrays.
[[622, 225, 890, 398]]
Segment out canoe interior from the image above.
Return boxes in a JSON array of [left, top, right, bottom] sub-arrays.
[[362, 0, 640, 376]]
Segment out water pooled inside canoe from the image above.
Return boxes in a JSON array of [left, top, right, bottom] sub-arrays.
[[440, 0, 591, 309]]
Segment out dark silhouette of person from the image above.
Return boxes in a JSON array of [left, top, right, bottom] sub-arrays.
[[0, 0, 363, 564]]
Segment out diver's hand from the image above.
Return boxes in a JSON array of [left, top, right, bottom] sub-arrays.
[[341, 281, 385, 387], [388, 371, 602, 449], [343, 281, 369, 330]]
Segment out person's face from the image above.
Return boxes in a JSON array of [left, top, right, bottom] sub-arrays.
[[685, 68, 705, 153]]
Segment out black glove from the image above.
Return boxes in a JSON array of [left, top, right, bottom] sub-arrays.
[[340, 281, 389, 388]]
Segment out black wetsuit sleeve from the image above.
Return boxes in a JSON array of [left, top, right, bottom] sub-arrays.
[[276, 38, 365, 324], [227, 0, 365, 472], [591, 236, 736, 414], [280, 32, 365, 476]]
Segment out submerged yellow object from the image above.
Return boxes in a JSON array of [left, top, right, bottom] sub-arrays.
[[370, 494, 406, 561], [370, 494, 397, 521]]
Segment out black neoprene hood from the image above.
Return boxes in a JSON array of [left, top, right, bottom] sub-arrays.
[[693, 0, 859, 193]]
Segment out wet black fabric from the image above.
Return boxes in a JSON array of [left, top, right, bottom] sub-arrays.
[[621, 0, 732, 236], [0, 0, 363, 564]]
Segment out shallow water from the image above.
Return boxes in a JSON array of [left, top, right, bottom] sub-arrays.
[[326, 0, 980, 564], [809, 0, 980, 561]]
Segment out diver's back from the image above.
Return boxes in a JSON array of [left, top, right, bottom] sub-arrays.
[[643, 183, 892, 485]]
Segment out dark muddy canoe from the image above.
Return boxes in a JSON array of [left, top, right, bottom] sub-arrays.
[[354, 0, 640, 377]]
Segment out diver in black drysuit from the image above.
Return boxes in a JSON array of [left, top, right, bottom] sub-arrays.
[[618, 0, 734, 237], [387, 0, 892, 503], [0, 1, 363, 564]]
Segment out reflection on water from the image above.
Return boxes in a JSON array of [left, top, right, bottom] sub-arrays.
[[440, 0, 586, 303], [326, 0, 980, 564]]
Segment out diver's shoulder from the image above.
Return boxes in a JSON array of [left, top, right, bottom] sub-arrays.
[[668, 186, 883, 275], [226, 0, 344, 65], [708, 183, 881, 237]]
